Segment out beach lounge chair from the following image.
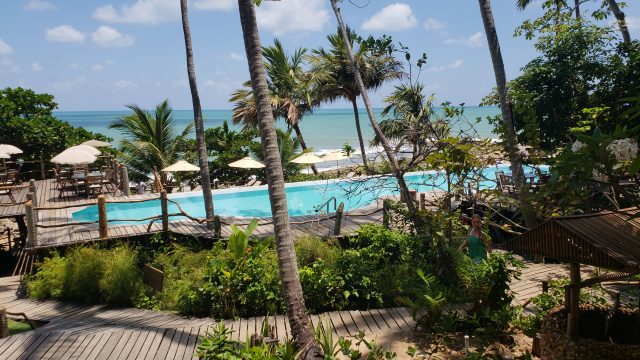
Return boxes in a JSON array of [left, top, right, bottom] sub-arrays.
[[251, 181, 262, 186], [344, 171, 356, 178], [243, 176, 257, 187]]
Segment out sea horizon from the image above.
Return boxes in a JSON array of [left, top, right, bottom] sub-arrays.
[[54, 106, 501, 155]]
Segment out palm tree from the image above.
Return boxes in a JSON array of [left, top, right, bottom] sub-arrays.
[[109, 100, 192, 185], [250, 128, 302, 179], [309, 27, 402, 168], [329, 0, 421, 229], [180, 0, 215, 228], [606, 0, 631, 45], [479, 0, 536, 228], [236, 0, 322, 358], [231, 40, 319, 174]]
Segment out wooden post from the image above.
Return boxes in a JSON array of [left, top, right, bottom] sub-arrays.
[[213, 215, 221, 239], [28, 179, 37, 207], [25, 200, 36, 248], [0, 306, 8, 338], [542, 280, 549, 293], [333, 202, 344, 236], [409, 190, 417, 201], [26, 192, 38, 223], [419, 193, 426, 210], [566, 262, 581, 337], [39, 153, 45, 180], [383, 199, 391, 229], [121, 166, 130, 196], [160, 190, 168, 233], [97, 195, 108, 239]]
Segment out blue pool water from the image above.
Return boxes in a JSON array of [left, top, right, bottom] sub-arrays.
[[71, 165, 545, 224]]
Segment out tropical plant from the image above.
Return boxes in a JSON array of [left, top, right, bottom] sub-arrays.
[[231, 40, 319, 174], [309, 27, 402, 168], [205, 121, 258, 183], [0, 87, 109, 164], [329, 0, 422, 230], [236, 0, 322, 356], [477, 0, 535, 228], [180, 0, 215, 227], [250, 128, 302, 180], [109, 100, 193, 183]]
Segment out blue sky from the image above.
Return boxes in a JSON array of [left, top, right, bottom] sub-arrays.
[[1, 0, 639, 111]]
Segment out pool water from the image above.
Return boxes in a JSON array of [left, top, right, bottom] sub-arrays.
[[71, 165, 545, 224]]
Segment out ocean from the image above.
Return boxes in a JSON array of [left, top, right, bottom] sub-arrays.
[[54, 106, 501, 155]]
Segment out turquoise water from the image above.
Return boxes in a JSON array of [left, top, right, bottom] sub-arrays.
[[72, 164, 544, 224], [54, 107, 500, 154]]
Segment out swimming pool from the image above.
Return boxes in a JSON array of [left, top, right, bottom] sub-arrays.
[[71, 164, 545, 224]]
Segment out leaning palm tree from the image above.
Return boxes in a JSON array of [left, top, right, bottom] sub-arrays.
[[231, 40, 319, 174], [479, 0, 536, 228], [109, 100, 193, 185], [309, 27, 402, 168], [180, 0, 215, 228], [236, 0, 322, 358], [329, 0, 421, 229]]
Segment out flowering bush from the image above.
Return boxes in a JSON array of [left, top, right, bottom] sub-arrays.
[[571, 140, 586, 152], [606, 138, 638, 162]]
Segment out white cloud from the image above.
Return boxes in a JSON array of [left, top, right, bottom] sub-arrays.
[[93, 0, 179, 24], [361, 3, 417, 31], [424, 18, 445, 30], [31, 63, 43, 72], [256, 0, 329, 36], [429, 59, 463, 72], [193, 0, 233, 11], [627, 16, 640, 30], [26, 0, 55, 11], [114, 80, 138, 88], [52, 76, 86, 91], [45, 25, 85, 43], [0, 38, 13, 56], [69, 62, 79, 69], [444, 32, 484, 47], [91, 60, 115, 72], [229, 52, 243, 61], [91, 26, 135, 48]]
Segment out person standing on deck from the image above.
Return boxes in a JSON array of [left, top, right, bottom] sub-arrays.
[[459, 213, 492, 263]]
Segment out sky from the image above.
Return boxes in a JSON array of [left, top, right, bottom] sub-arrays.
[[1, 0, 639, 111]]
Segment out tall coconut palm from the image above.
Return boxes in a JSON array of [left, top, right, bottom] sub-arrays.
[[109, 100, 192, 185], [329, 0, 421, 228], [180, 0, 215, 228], [606, 0, 631, 44], [231, 40, 319, 174], [236, 0, 322, 358], [479, 0, 536, 228], [309, 27, 402, 168]]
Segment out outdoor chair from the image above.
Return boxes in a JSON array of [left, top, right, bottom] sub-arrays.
[[54, 168, 76, 198], [0, 187, 16, 204], [251, 181, 262, 187], [0, 171, 18, 187], [496, 171, 517, 195], [85, 175, 104, 197]]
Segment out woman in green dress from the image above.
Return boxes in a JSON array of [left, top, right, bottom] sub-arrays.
[[459, 213, 492, 263]]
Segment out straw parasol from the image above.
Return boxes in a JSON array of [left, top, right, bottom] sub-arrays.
[[81, 140, 111, 148], [66, 145, 101, 156], [161, 160, 200, 172], [228, 156, 265, 169], [322, 150, 351, 173], [290, 152, 324, 164], [51, 149, 97, 165], [0, 144, 22, 155], [0, 151, 10, 159]]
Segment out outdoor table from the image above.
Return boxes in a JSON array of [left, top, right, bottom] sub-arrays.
[[72, 171, 105, 196]]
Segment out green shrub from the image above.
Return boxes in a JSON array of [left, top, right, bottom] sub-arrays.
[[100, 245, 143, 306], [299, 260, 346, 312], [63, 247, 105, 304], [27, 253, 66, 299], [294, 236, 339, 269]]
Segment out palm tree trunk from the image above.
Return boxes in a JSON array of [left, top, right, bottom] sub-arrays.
[[350, 97, 369, 169], [292, 123, 318, 175], [180, 0, 215, 228], [574, 0, 580, 19], [330, 0, 420, 228], [236, 0, 322, 358], [607, 0, 631, 45], [478, 0, 536, 228]]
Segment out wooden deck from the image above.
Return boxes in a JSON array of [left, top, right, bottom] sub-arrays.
[[0, 179, 384, 249], [0, 275, 416, 360]]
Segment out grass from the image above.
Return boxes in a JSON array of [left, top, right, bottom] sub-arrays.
[[8, 319, 33, 335]]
